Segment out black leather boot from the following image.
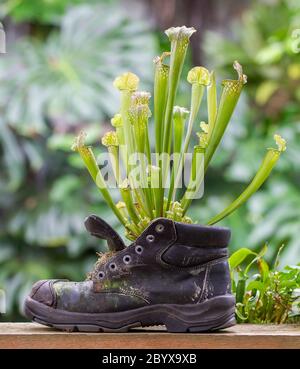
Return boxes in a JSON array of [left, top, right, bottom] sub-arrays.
[[24, 216, 235, 332]]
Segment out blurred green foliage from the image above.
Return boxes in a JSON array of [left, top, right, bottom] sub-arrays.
[[204, 0, 300, 119], [230, 246, 300, 323], [201, 0, 300, 265], [0, 0, 86, 24], [0, 1, 157, 320]]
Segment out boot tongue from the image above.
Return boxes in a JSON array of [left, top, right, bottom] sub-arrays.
[[84, 215, 125, 252]]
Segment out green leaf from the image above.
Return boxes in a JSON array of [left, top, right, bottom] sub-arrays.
[[246, 280, 265, 292], [207, 147, 283, 225], [235, 303, 248, 321], [245, 244, 268, 274], [236, 278, 246, 303], [229, 248, 257, 270], [258, 258, 270, 282]]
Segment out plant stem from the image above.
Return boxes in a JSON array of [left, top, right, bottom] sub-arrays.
[[154, 53, 170, 155], [102, 131, 120, 185], [204, 61, 247, 171], [180, 62, 247, 213], [180, 145, 205, 211], [162, 106, 188, 211], [149, 165, 161, 218], [111, 113, 126, 181], [170, 83, 205, 205], [207, 71, 217, 141], [120, 91, 135, 171], [108, 145, 120, 184], [130, 103, 154, 217], [120, 181, 140, 225], [206, 148, 281, 225], [159, 27, 195, 215], [72, 133, 126, 226], [113, 72, 139, 174], [162, 27, 195, 155]]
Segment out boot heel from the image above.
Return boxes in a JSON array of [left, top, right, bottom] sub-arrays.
[[164, 295, 236, 333]]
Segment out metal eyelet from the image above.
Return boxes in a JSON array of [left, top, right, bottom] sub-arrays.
[[109, 263, 117, 271], [155, 224, 165, 233], [98, 271, 105, 280], [123, 255, 132, 264], [146, 234, 155, 243], [135, 245, 143, 254]]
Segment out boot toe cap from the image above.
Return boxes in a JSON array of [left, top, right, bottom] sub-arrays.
[[30, 280, 56, 307]]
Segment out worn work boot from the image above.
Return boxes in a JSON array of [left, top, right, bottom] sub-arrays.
[[24, 215, 235, 332]]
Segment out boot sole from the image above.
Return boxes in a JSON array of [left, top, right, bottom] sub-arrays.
[[24, 294, 236, 333]]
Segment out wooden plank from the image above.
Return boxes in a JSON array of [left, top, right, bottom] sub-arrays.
[[0, 323, 299, 349]]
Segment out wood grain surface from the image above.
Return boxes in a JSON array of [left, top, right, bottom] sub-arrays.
[[0, 323, 299, 349]]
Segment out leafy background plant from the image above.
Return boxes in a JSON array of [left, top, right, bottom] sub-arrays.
[[0, 0, 299, 321], [0, 0, 86, 24], [229, 246, 300, 323]]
